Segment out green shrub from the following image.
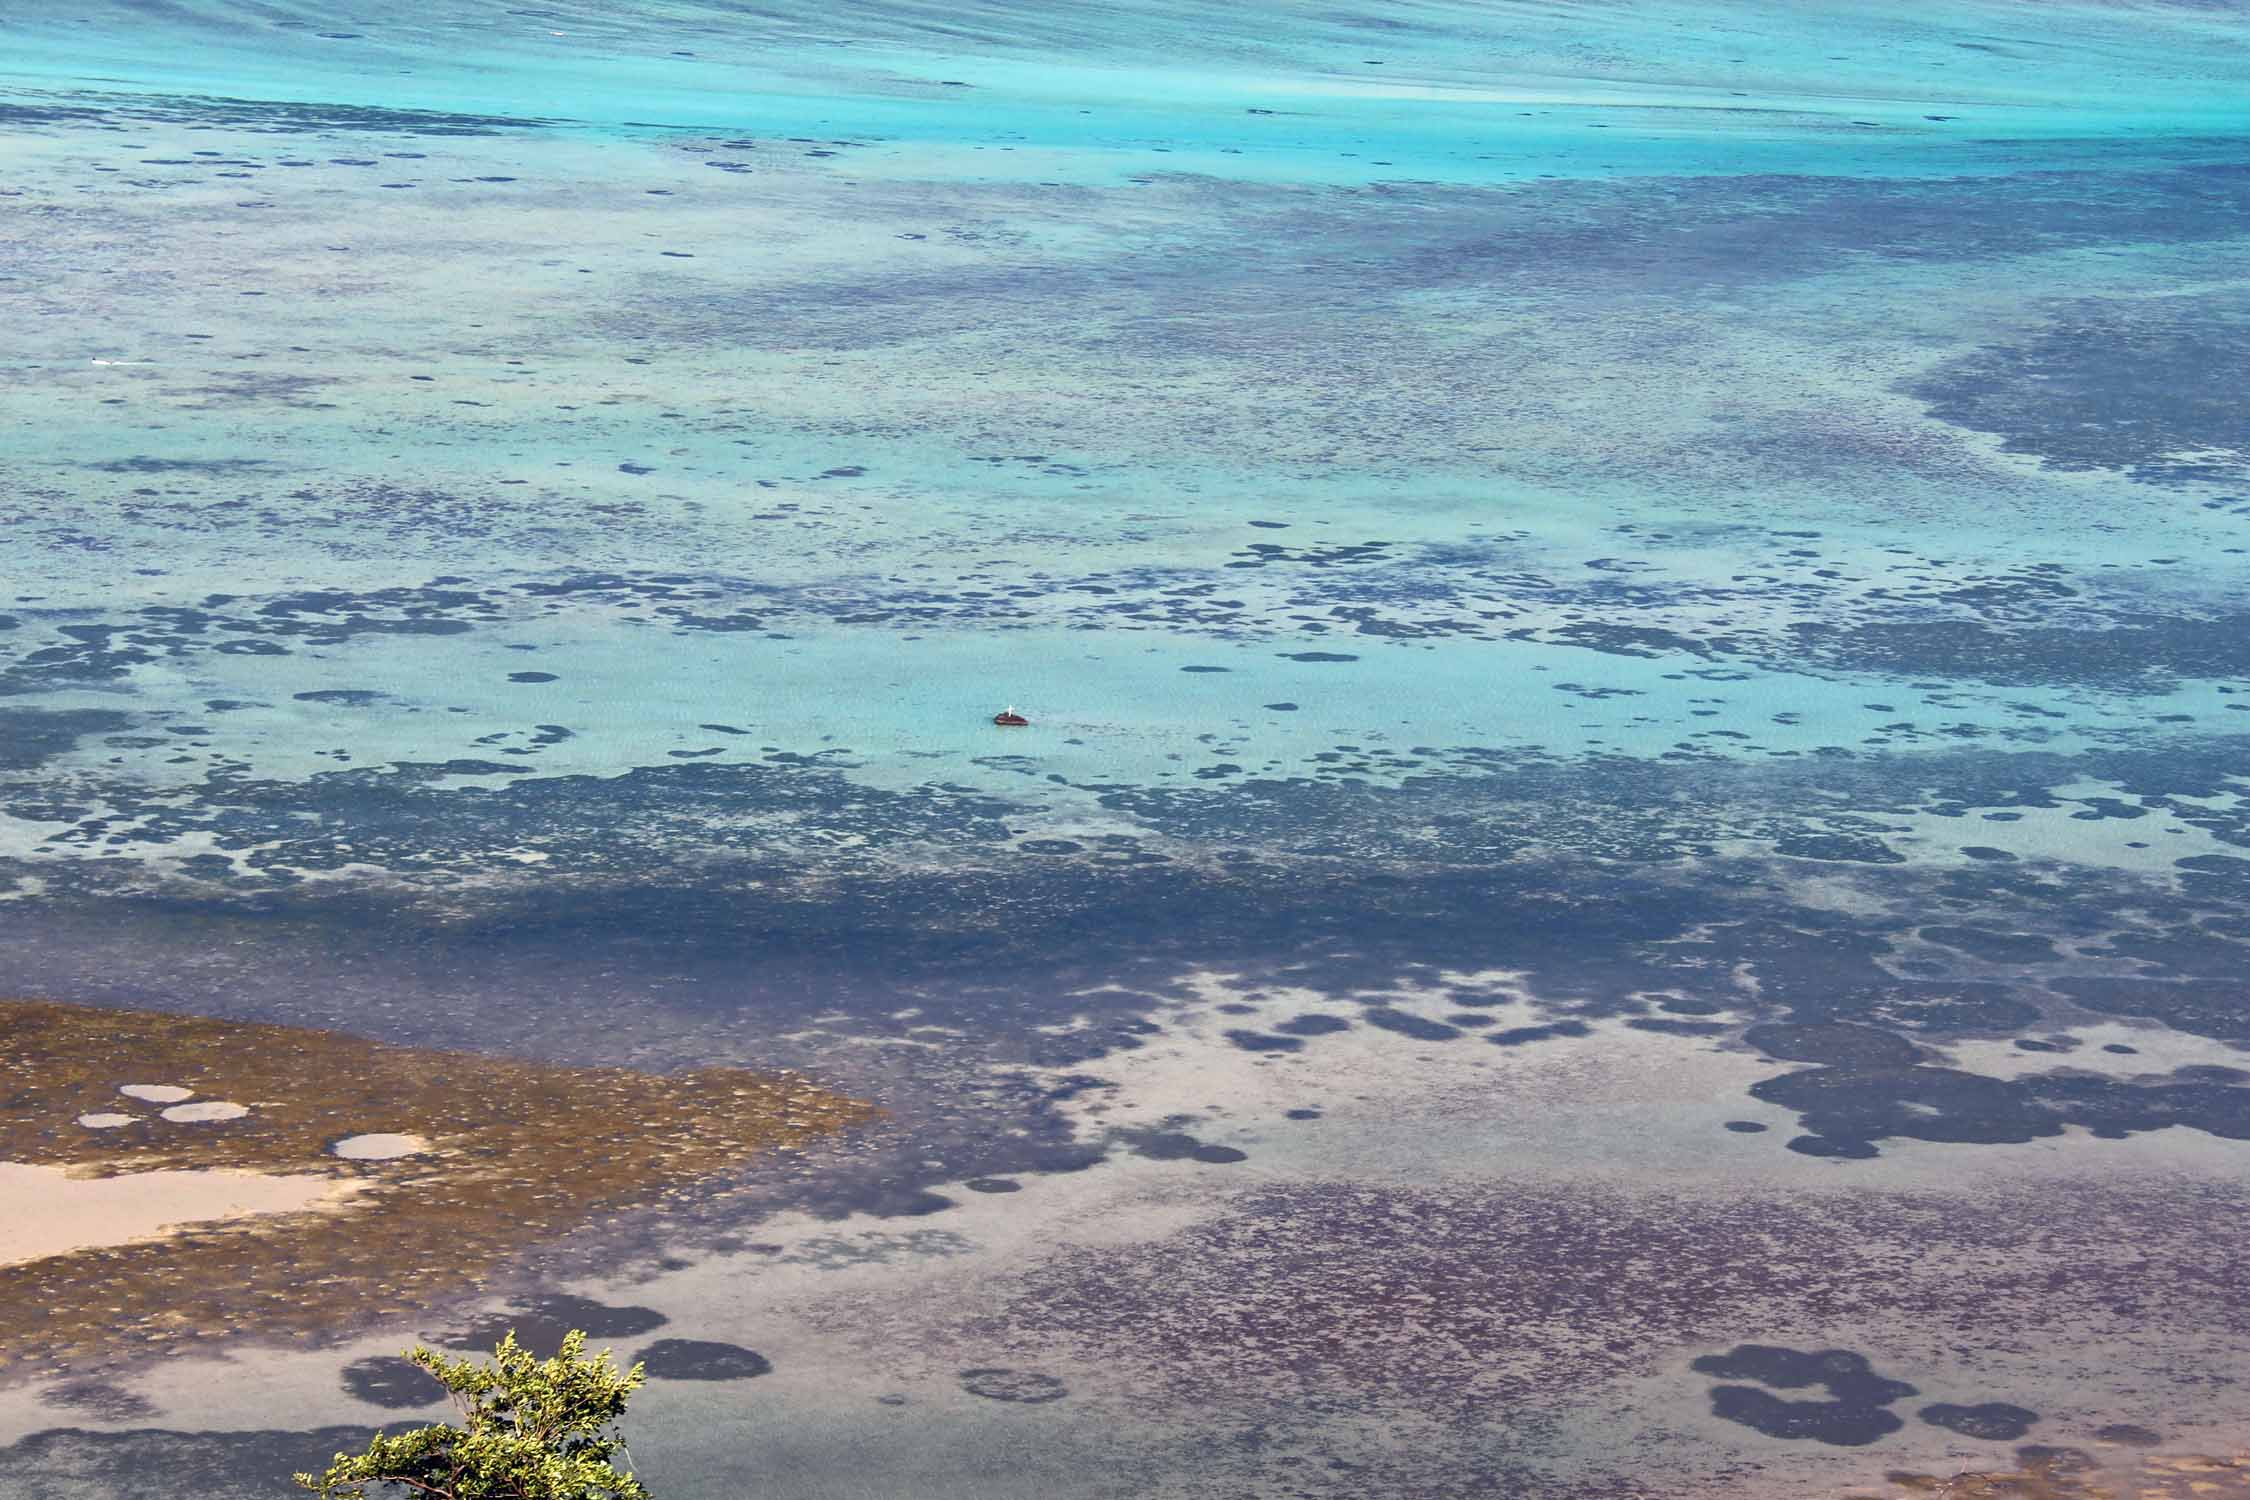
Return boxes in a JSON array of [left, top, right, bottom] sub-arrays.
[[297, 1330, 650, 1499]]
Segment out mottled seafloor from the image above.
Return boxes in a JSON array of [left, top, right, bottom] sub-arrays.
[[3, 0, 2250, 1495]]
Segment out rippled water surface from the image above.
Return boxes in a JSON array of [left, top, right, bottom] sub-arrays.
[[4, 1, 2250, 1494]]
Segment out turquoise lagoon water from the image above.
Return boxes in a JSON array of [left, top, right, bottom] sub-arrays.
[[3, 2, 2250, 1496]]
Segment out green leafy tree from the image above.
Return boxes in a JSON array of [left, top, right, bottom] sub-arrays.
[[297, 1330, 651, 1499]]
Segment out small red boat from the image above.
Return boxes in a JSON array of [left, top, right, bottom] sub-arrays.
[[992, 706, 1029, 727]]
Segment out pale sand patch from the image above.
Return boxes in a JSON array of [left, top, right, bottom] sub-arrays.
[[331, 1132, 429, 1161], [1942, 1021, 2250, 1082], [76, 1113, 138, 1129], [118, 1085, 192, 1104], [159, 1101, 248, 1123], [0, 1162, 358, 1267]]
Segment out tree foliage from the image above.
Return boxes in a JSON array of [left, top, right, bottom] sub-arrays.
[[297, 1330, 651, 1499]]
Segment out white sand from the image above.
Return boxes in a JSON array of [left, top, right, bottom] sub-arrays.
[[330, 1133, 430, 1161], [160, 1101, 249, 1122], [75, 1113, 139, 1129], [0, 1162, 358, 1267], [119, 1085, 193, 1104]]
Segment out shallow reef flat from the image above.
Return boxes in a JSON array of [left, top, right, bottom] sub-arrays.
[[0, 998, 868, 1377], [1883, 1447, 2250, 1499], [2, 0, 2249, 1495]]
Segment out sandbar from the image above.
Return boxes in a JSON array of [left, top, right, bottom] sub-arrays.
[[0, 1161, 358, 1268]]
